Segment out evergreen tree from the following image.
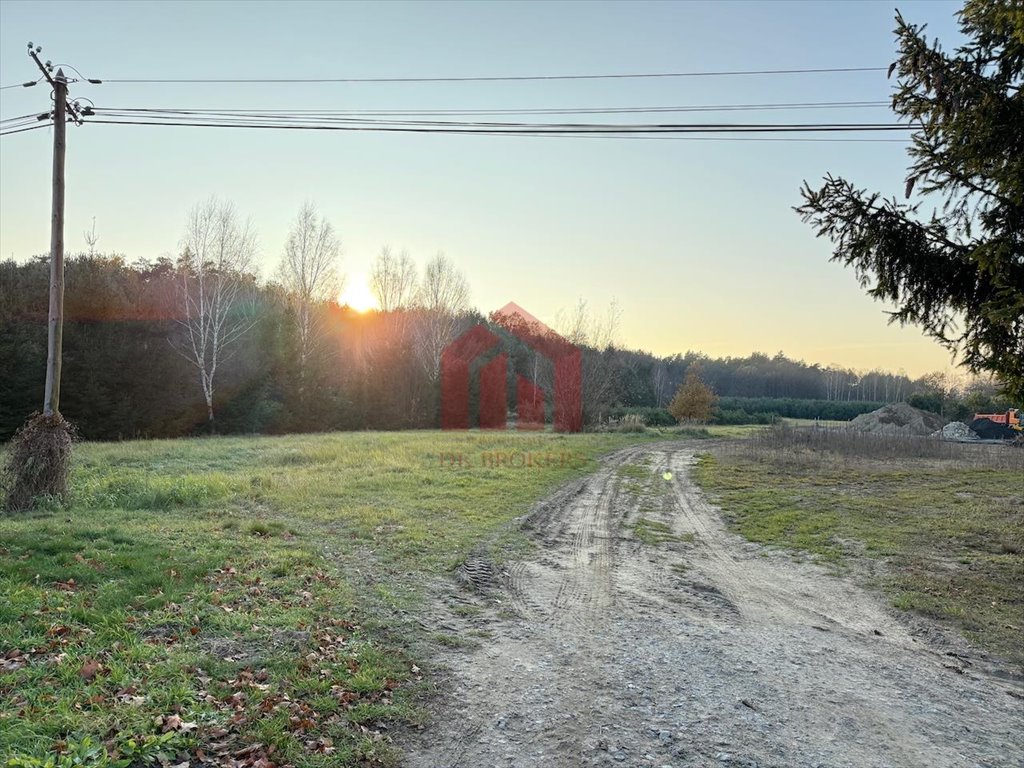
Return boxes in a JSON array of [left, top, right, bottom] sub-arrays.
[[797, 0, 1024, 401]]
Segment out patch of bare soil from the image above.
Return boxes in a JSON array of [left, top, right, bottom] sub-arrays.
[[400, 444, 1023, 768]]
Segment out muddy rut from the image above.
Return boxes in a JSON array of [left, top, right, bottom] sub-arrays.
[[401, 444, 1023, 768]]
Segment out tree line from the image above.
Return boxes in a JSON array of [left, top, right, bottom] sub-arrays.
[[0, 200, 1011, 442]]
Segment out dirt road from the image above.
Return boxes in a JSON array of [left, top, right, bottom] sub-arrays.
[[402, 444, 1024, 768]]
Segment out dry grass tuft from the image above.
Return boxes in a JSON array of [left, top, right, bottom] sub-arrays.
[[2, 411, 75, 512], [727, 423, 1024, 471], [697, 423, 1024, 664]]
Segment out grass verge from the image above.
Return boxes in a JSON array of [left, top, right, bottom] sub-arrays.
[[693, 428, 1024, 666], [1, 430, 646, 767]]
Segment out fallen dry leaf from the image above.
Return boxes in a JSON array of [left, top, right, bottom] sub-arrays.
[[78, 659, 101, 681]]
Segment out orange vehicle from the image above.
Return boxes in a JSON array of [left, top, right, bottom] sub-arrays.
[[973, 408, 1021, 427], [970, 408, 1022, 440]]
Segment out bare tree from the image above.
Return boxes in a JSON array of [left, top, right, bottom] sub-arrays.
[[278, 202, 341, 371], [83, 217, 99, 257], [370, 246, 418, 312], [557, 299, 622, 423], [414, 252, 470, 379], [559, 298, 620, 350], [175, 197, 258, 426]]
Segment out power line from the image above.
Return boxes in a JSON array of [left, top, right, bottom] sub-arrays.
[[545, 135, 908, 143], [0, 121, 43, 134], [92, 106, 906, 128], [97, 65, 888, 85], [4, 97, 900, 141], [2, 70, 98, 91], [75, 120, 913, 144], [3, 102, 911, 140], [89, 99, 890, 118], [86, 106, 910, 133], [84, 116, 911, 135], [601, 136, 907, 143], [0, 113, 41, 124], [0, 122, 51, 137], [3, 59, 908, 143], [0, 109, 50, 135], [0, 79, 41, 90]]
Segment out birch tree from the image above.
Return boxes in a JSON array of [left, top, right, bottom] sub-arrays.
[[370, 246, 418, 312], [558, 299, 621, 422], [414, 252, 470, 379], [652, 362, 670, 407], [278, 202, 341, 372], [175, 197, 258, 426]]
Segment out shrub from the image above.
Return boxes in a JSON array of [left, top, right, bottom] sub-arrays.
[[908, 392, 943, 414], [602, 413, 647, 433], [605, 407, 675, 427], [712, 408, 774, 425], [716, 397, 884, 422], [668, 372, 717, 423]]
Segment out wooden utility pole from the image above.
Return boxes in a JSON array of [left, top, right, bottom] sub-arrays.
[[0, 44, 86, 512], [43, 70, 67, 415], [28, 46, 68, 416]]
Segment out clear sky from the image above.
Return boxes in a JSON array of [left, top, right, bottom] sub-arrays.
[[0, 0, 966, 376]]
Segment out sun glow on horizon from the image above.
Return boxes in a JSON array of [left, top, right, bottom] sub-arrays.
[[338, 279, 378, 314]]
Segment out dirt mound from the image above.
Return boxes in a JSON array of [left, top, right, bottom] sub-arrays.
[[970, 417, 1015, 440], [849, 402, 945, 436], [932, 421, 979, 441]]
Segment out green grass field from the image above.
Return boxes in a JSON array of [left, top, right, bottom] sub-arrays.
[[0, 431, 646, 767], [5, 424, 1021, 766], [694, 435, 1024, 667]]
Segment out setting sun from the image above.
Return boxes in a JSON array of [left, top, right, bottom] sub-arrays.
[[338, 279, 378, 313]]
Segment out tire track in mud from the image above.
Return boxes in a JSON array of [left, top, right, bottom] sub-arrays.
[[550, 467, 616, 628], [402, 443, 1024, 768], [507, 443, 648, 627]]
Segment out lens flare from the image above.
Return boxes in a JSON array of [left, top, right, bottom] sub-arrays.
[[338, 280, 378, 313]]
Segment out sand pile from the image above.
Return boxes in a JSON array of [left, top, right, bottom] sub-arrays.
[[849, 403, 945, 436], [931, 421, 979, 441]]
